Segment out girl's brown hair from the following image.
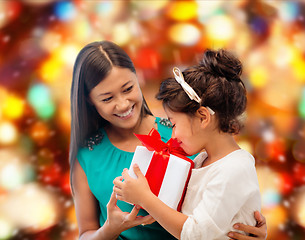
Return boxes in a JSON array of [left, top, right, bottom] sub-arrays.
[[156, 49, 247, 135]]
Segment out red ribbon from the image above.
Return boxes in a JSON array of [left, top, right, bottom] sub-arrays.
[[134, 128, 194, 210]]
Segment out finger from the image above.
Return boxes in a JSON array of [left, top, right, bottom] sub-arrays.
[[233, 223, 262, 238], [228, 231, 251, 240], [254, 211, 266, 227], [136, 214, 155, 226], [113, 176, 124, 187], [128, 205, 140, 220], [133, 164, 144, 179], [142, 215, 155, 225], [107, 192, 117, 209], [122, 168, 131, 180], [113, 186, 123, 196]]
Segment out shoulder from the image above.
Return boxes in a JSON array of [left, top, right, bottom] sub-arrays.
[[77, 129, 105, 167], [213, 149, 256, 181]]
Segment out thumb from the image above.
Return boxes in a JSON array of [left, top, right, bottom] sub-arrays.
[[254, 211, 262, 222], [107, 191, 117, 209], [133, 164, 144, 179]]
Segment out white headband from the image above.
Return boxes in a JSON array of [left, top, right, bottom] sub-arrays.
[[173, 67, 215, 115]]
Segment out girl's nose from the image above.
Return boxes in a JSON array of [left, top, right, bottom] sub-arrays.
[[171, 130, 176, 139]]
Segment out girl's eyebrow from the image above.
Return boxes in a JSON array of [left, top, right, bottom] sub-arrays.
[[97, 81, 132, 97]]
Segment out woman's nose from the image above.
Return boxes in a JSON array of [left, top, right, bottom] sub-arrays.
[[116, 96, 129, 111]]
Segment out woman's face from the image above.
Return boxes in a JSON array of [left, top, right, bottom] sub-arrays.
[[164, 107, 204, 155], [89, 67, 143, 130]]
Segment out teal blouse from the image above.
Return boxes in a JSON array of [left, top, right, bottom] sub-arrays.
[[77, 117, 178, 240]]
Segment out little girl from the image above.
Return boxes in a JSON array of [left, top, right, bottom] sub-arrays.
[[113, 49, 262, 240]]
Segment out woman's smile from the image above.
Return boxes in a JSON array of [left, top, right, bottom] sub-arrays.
[[114, 105, 135, 119]]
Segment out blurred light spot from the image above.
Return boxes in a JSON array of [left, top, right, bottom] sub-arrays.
[[0, 149, 35, 191], [96, 1, 113, 14], [167, 1, 197, 21], [0, 217, 14, 239], [131, 0, 168, 20], [58, 45, 79, 66], [27, 84, 55, 119], [1, 183, 61, 233], [0, 121, 18, 145], [29, 121, 50, 144], [72, 17, 92, 41], [0, 163, 23, 190], [293, 139, 305, 163], [262, 189, 281, 208], [2, 95, 25, 120], [54, 1, 76, 21], [113, 23, 131, 46], [40, 31, 62, 52], [197, 1, 223, 23], [256, 166, 281, 208], [249, 67, 268, 88], [292, 187, 305, 228], [40, 57, 62, 83], [291, 55, 305, 82], [263, 205, 287, 235], [293, 163, 305, 185], [169, 23, 200, 46], [298, 88, 305, 119], [278, 2, 299, 22], [206, 15, 235, 45]]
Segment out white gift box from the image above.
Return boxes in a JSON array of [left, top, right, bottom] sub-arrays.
[[129, 146, 193, 211]]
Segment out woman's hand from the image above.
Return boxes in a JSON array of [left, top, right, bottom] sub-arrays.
[[227, 211, 267, 240], [113, 164, 152, 206], [105, 191, 155, 234]]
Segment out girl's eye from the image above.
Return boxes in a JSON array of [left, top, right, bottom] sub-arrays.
[[124, 85, 133, 92], [101, 96, 113, 102], [172, 124, 176, 128]]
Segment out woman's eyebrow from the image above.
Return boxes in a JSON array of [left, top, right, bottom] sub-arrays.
[[121, 81, 132, 88], [96, 81, 133, 97]]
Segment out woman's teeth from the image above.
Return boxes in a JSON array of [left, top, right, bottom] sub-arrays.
[[116, 107, 133, 117]]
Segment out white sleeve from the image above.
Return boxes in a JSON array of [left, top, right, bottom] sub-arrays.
[[181, 158, 258, 240]]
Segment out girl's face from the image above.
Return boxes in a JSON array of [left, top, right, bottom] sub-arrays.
[[164, 107, 204, 155], [89, 67, 143, 130]]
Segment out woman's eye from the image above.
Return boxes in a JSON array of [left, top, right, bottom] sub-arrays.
[[124, 85, 133, 92], [101, 96, 112, 102]]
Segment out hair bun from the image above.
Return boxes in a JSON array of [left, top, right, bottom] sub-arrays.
[[200, 49, 242, 82]]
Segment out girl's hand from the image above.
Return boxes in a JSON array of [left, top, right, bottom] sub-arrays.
[[113, 164, 152, 206], [105, 191, 155, 233], [227, 211, 267, 240]]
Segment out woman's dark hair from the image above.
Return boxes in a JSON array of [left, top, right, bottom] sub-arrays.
[[69, 41, 152, 187], [156, 49, 247, 135]]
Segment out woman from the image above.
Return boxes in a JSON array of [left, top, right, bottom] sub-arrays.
[[69, 40, 267, 240]]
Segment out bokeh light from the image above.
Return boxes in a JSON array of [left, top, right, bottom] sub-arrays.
[[1, 183, 61, 233], [0, 121, 18, 145]]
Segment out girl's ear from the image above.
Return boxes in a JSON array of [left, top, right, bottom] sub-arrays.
[[196, 107, 211, 127]]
